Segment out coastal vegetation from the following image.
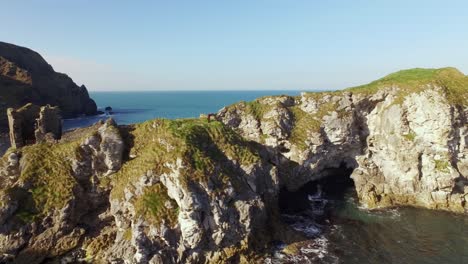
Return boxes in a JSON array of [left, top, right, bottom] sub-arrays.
[[347, 67, 468, 105]]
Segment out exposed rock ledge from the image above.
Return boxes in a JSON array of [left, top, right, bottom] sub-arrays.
[[0, 68, 466, 263]]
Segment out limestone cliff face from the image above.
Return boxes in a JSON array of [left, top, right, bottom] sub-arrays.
[[217, 68, 468, 213], [0, 42, 97, 129]]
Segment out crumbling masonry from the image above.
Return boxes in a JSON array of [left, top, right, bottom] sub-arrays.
[[7, 103, 62, 148]]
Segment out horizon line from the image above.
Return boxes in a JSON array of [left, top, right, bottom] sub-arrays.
[[88, 88, 335, 92]]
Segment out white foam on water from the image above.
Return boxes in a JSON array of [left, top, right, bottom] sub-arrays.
[[266, 184, 343, 263], [266, 235, 340, 264]]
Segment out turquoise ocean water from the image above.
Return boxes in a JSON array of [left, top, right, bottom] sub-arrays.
[[63, 90, 301, 130]]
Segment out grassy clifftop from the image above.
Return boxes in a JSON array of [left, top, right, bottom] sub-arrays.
[[348, 67, 461, 90], [346, 67, 468, 105]]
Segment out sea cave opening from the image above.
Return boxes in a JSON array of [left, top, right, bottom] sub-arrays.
[[278, 164, 356, 227]]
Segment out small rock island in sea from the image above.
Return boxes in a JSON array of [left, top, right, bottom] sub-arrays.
[[0, 42, 467, 263]]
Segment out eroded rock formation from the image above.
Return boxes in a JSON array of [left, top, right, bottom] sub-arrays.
[[34, 105, 62, 144], [7, 104, 62, 148]]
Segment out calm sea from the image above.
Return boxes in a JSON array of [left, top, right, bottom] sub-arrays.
[[63, 90, 302, 130]]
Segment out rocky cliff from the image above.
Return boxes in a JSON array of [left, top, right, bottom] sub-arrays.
[[0, 68, 466, 263], [0, 42, 97, 130], [218, 67, 468, 212]]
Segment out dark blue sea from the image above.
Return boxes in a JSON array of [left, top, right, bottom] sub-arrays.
[[63, 90, 302, 130]]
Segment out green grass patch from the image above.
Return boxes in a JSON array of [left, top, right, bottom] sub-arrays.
[[134, 183, 178, 227], [347, 67, 468, 106], [347, 68, 441, 94], [110, 120, 178, 199], [259, 133, 269, 143], [16, 142, 80, 217], [403, 131, 416, 141], [123, 228, 132, 241], [435, 159, 450, 173], [244, 100, 276, 121], [289, 107, 321, 150], [288, 101, 342, 150], [223, 98, 281, 122], [0, 126, 101, 221]]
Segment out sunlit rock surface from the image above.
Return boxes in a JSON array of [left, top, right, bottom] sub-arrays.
[[218, 68, 468, 212]]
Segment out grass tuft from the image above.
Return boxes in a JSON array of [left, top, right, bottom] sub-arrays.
[[403, 131, 416, 142], [134, 183, 178, 227], [435, 159, 450, 173]]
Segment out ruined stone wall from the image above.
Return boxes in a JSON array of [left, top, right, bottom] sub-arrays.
[[7, 103, 40, 148], [7, 104, 62, 148], [35, 105, 62, 143]]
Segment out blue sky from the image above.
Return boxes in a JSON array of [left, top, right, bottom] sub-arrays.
[[3, 0, 468, 91]]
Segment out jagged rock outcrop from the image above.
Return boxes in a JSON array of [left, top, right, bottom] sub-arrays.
[[0, 67, 466, 263], [0, 119, 123, 263], [34, 105, 62, 144], [0, 42, 97, 130], [7, 103, 62, 148], [7, 103, 41, 148]]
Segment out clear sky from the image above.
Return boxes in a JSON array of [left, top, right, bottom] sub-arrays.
[[3, 0, 468, 91]]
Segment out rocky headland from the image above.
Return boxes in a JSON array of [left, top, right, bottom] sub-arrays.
[[0, 67, 466, 263], [0, 42, 97, 130]]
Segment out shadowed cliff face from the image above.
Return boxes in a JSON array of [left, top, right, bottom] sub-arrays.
[[0, 42, 97, 130]]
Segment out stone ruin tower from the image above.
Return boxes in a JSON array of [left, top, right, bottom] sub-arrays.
[[7, 103, 62, 148]]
